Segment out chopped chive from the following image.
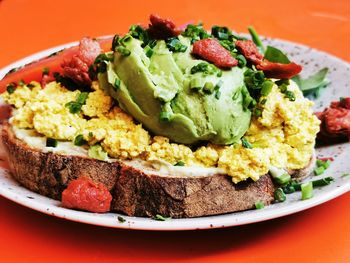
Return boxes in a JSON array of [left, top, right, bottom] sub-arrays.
[[241, 137, 253, 149], [255, 201, 265, 209], [253, 108, 262, 117], [236, 54, 247, 68], [159, 111, 172, 122], [216, 70, 223, 77], [341, 173, 349, 178], [18, 79, 25, 86], [248, 26, 265, 54], [301, 182, 313, 200], [274, 188, 286, 202], [116, 46, 131, 56], [154, 214, 171, 221], [117, 216, 126, 223], [282, 184, 296, 194], [74, 134, 87, 146], [113, 79, 121, 90], [215, 90, 221, 100], [203, 82, 215, 94], [312, 177, 334, 187], [46, 138, 58, 148], [285, 90, 296, 101], [88, 132, 94, 137], [269, 167, 291, 185], [166, 37, 188, 53], [144, 45, 154, 58], [190, 78, 203, 91], [174, 161, 185, 166], [261, 80, 274, 96], [76, 92, 89, 104], [314, 166, 325, 176], [6, 83, 16, 94], [42, 67, 50, 76], [65, 92, 89, 114], [27, 83, 36, 89]]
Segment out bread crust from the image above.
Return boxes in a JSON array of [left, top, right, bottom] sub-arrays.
[[3, 122, 314, 218]]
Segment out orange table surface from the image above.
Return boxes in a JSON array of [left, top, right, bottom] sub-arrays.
[[1, 0, 350, 262]]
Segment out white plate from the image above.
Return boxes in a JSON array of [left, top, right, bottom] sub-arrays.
[[0, 37, 349, 231]]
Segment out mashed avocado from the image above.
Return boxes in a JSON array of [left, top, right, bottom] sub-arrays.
[[99, 36, 251, 145]]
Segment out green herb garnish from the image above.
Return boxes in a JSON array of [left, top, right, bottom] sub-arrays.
[[191, 62, 219, 76], [154, 214, 171, 221], [264, 46, 290, 64], [301, 181, 313, 200], [255, 201, 265, 209], [117, 216, 126, 223], [65, 92, 89, 114], [74, 134, 87, 146], [182, 23, 210, 43], [166, 37, 187, 52], [241, 137, 253, 149], [274, 188, 286, 202], [46, 138, 58, 148], [116, 46, 131, 56], [175, 161, 185, 166], [6, 83, 16, 94]]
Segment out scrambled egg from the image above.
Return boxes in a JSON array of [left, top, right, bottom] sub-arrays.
[[2, 80, 320, 183]]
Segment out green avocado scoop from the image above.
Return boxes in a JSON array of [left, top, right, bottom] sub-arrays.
[[99, 36, 251, 145]]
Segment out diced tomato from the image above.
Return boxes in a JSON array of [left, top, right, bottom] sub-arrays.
[[0, 37, 112, 93]]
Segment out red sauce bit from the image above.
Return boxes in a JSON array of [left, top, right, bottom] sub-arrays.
[[61, 177, 112, 213]]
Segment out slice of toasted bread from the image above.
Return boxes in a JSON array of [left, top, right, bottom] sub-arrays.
[[0, 123, 315, 218]]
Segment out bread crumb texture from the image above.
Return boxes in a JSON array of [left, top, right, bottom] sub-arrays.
[[2, 80, 319, 183]]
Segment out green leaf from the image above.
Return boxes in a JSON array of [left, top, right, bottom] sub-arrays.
[[264, 46, 290, 64], [293, 68, 329, 91]]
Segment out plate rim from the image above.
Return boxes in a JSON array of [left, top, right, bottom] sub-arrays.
[[0, 37, 349, 231]]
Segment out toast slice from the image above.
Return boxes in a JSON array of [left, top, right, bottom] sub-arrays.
[[0, 123, 315, 218]]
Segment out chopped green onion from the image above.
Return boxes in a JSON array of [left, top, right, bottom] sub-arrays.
[[18, 79, 25, 86], [191, 62, 219, 76], [117, 216, 126, 223], [6, 83, 16, 94], [159, 111, 172, 122], [65, 92, 89, 114], [190, 78, 203, 91], [341, 173, 349, 178], [236, 54, 247, 68], [144, 45, 154, 58], [260, 80, 274, 96], [215, 90, 221, 100], [274, 188, 286, 202], [154, 214, 171, 221], [284, 90, 296, 101], [203, 82, 215, 94], [42, 67, 50, 76], [46, 138, 58, 148], [113, 79, 121, 90], [312, 177, 334, 187], [88, 144, 108, 161], [255, 201, 265, 209], [301, 181, 313, 200], [253, 108, 262, 117], [314, 166, 325, 176], [216, 70, 223, 77], [27, 83, 36, 89], [269, 166, 291, 185], [74, 134, 87, 146], [182, 23, 210, 43], [116, 46, 131, 56], [241, 137, 253, 149], [282, 184, 296, 194], [76, 92, 89, 104], [166, 37, 188, 52], [174, 161, 185, 166]]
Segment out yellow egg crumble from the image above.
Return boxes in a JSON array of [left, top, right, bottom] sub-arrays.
[[2, 80, 320, 183]]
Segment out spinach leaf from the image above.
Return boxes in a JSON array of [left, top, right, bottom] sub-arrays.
[[264, 46, 291, 64], [293, 68, 330, 98]]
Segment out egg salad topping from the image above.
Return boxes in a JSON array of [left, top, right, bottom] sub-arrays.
[[2, 80, 320, 183]]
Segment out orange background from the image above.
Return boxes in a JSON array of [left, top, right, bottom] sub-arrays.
[[0, 0, 350, 262]]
